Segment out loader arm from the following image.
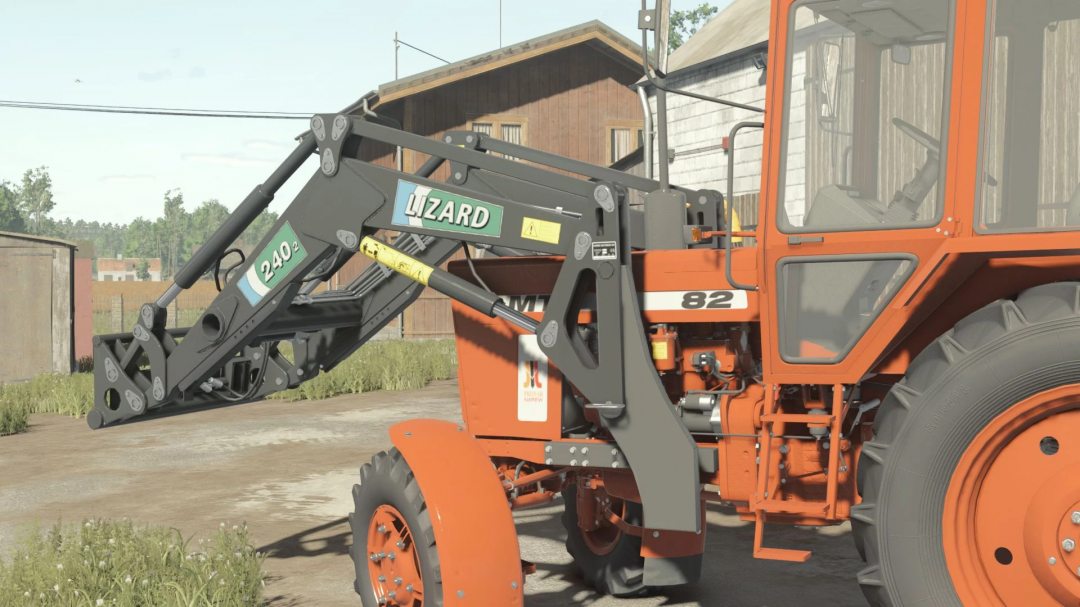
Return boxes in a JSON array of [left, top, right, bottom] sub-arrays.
[[90, 113, 713, 533]]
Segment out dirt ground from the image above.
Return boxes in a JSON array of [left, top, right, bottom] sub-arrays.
[[0, 380, 868, 606]]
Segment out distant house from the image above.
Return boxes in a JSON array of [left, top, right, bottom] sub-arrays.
[[332, 20, 649, 338], [97, 256, 162, 281]]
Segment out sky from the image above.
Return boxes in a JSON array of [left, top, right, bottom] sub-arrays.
[[0, 0, 731, 225]]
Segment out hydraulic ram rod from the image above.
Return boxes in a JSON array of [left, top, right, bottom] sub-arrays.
[[359, 237, 538, 333]]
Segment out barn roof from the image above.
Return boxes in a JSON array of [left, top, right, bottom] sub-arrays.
[[345, 20, 644, 111], [664, 0, 773, 75], [0, 230, 78, 248]]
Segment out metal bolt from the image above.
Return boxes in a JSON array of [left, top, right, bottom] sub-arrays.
[[653, 531, 660, 538], [444, 135, 452, 143], [396, 541, 404, 549], [511, 581, 518, 589], [378, 551, 386, 559], [582, 460, 590, 466], [779, 445, 789, 454], [370, 554, 379, 562], [570, 459, 578, 466], [779, 463, 785, 470], [405, 432, 411, 436], [377, 525, 386, 533], [378, 575, 387, 582], [755, 443, 760, 450], [406, 584, 414, 592], [569, 446, 577, 454], [595, 496, 601, 502], [1049, 557, 1057, 565], [454, 172, 463, 180], [379, 598, 387, 606], [581, 447, 589, 454], [388, 552, 396, 560], [1063, 538, 1075, 553], [545, 458, 553, 465], [611, 448, 618, 455], [394, 577, 403, 585], [944, 231, 950, 236], [780, 478, 787, 484], [457, 590, 465, 598], [545, 446, 552, 453], [699, 195, 707, 205], [823, 441, 831, 450], [388, 591, 397, 599], [297, 368, 304, 376], [1072, 511, 1080, 525], [466, 135, 474, 143], [611, 462, 620, 468]]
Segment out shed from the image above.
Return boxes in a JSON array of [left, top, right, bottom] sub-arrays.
[[0, 231, 77, 382]]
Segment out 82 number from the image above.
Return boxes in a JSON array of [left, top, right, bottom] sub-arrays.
[[681, 291, 735, 309]]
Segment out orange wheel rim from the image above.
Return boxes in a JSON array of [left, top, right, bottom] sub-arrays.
[[367, 505, 423, 606], [579, 484, 624, 556], [944, 384, 1080, 606]]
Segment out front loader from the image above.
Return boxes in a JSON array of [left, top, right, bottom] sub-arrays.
[[91, 0, 1080, 605]]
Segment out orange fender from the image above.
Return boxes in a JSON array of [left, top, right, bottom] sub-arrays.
[[390, 419, 524, 605]]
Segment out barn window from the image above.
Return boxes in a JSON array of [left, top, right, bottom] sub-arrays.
[[607, 122, 644, 165], [467, 114, 528, 161]]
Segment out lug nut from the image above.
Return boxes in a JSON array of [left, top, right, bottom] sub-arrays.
[[1072, 511, 1080, 525], [406, 584, 414, 593], [370, 554, 379, 562], [396, 541, 404, 549], [394, 577, 402, 585], [1063, 539, 1075, 553], [378, 575, 386, 582], [377, 525, 386, 533], [388, 591, 397, 599], [388, 552, 396, 560]]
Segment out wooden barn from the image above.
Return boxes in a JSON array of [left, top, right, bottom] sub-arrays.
[[332, 20, 647, 339]]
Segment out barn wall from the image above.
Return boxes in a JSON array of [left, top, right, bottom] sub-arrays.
[[340, 43, 644, 339]]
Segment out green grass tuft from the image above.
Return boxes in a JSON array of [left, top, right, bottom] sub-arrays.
[[270, 339, 457, 402], [0, 373, 95, 420], [0, 398, 30, 437], [0, 518, 266, 606]]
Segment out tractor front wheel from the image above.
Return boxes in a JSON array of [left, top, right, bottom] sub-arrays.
[[854, 283, 1080, 606], [562, 481, 647, 597], [351, 449, 442, 607]]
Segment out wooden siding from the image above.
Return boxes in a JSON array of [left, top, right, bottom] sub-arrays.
[[336, 42, 643, 339]]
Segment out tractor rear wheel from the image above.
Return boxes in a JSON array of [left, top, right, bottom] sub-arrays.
[[351, 448, 442, 607], [854, 283, 1080, 606], [562, 481, 647, 597]]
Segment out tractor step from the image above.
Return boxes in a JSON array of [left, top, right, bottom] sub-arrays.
[[753, 546, 812, 562]]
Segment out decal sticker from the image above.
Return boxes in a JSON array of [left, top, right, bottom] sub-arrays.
[[237, 221, 308, 306], [497, 290, 749, 312], [393, 179, 503, 237], [359, 237, 433, 286], [651, 340, 669, 360], [520, 216, 562, 244], [591, 241, 617, 261], [517, 335, 548, 422]]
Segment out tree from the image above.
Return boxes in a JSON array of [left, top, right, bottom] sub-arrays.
[[17, 167, 56, 235], [668, 3, 719, 53], [161, 189, 189, 279], [0, 180, 26, 233], [135, 258, 151, 281]]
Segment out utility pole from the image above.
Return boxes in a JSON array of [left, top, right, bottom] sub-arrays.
[[394, 31, 400, 79]]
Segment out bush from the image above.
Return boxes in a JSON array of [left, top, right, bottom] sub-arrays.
[[270, 339, 457, 402], [0, 398, 29, 436], [0, 373, 95, 419], [0, 519, 266, 606]]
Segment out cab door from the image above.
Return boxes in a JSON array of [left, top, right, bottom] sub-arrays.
[[756, 0, 974, 384]]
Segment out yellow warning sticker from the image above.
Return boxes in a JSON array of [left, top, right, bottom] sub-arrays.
[[651, 341, 669, 360], [359, 237, 433, 286], [521, 217, 562, 244]]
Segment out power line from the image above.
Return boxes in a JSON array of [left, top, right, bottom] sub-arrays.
[[0, 100, 311, 120], [0, 99, 312, 115], [397, 39, 451, 65]]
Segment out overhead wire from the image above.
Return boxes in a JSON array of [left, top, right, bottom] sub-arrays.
[[0, 100, 311, 120]]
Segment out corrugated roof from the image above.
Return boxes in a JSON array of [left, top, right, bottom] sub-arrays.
[[370, 20, 643, 107], [664, 0, 772, 74], [0, 230, 78, 248]]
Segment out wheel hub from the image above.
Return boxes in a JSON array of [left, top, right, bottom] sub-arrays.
[[944, 385, 1080, 606], [367, 505, 423, 606], [577, 481, 624, 556]]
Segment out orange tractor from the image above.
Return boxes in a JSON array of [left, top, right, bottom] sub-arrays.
[[90, 0, 1080, 604]]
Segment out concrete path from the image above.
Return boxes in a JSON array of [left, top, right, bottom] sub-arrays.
[[0, 380, 867, 606]]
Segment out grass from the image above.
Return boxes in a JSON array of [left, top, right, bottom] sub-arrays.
[[0, 339, 457, 436], [0, 518, 266, 606], [270, 339, 457, 402]]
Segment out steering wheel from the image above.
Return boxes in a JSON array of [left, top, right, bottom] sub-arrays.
[[893, 117, 998, 187], [893, 118, 940, 156]]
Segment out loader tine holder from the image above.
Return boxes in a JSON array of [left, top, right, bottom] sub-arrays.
[[91, 112, 705, 534]]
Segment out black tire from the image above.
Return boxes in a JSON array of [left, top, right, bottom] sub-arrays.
[[852, 282, 1080, 606], [562, 483, 647, 597], [351, 448, 443, 606]]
